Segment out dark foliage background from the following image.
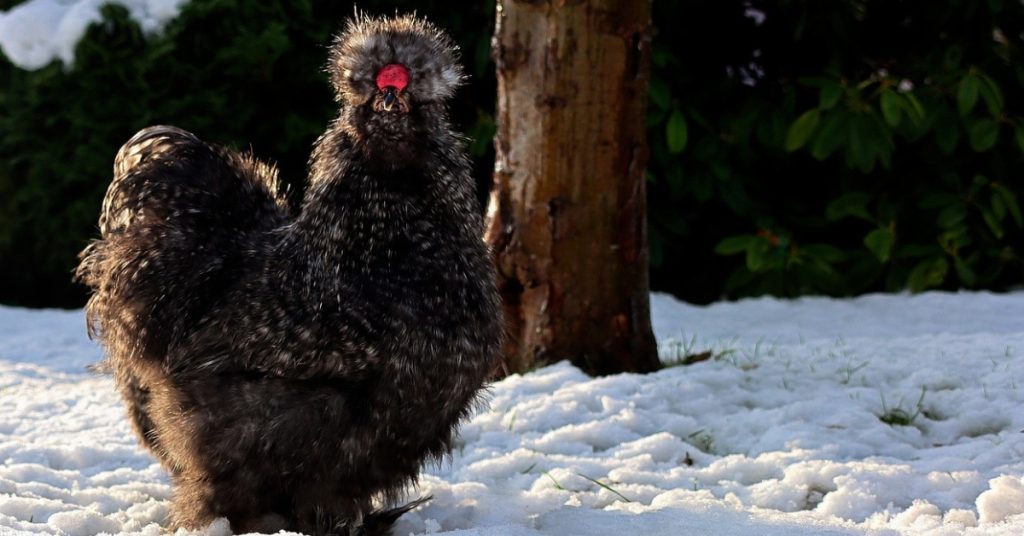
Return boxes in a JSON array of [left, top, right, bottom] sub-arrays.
[[648, 0, 1024, 301], [1, 0, 1022, 308]]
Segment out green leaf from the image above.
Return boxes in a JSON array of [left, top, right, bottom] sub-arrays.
[[993, 185, 1023, 227], [810, 111, 848, 160], [647, 108, 668, 127], [785, 109, 821, 152], [1015, 123, 1024, 154], [908, 257, 949, 292], [846, 114, 874, 172], [864, 228, 895, 263], [901, 93, 926, 124], [684, 106, 713, 131], [954, 257, 977, 287], [724, 267, 757, 294], [957, 75, 980, 116], [991, 191, 1007, 221], [855, 78, 875, 91], [820, 82, 843, 109], [826, 192, 873, 222], [967, 119, 999, 151], [880, 90, 902, 127], [796, 256, 842, 292], [666, 108, 688, 153], [714, 235, 757, 255], [978, 75, 1004, 116], [864, 112, 894, 169], [939, 228, 971, 252], [746, 239, 775, 272], [979, 206, 1004, 238], [936, 203, 967, 229], [649, 79, 670, 110]]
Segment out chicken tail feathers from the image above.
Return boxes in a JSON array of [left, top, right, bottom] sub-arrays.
[[77, 125, 290, 368]]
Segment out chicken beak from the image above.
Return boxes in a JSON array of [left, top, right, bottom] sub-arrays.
[[382, 88, 398, 112]]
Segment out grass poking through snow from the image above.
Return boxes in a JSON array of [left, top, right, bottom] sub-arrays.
[[878, 386, 928, 427], [577, 473, 634, 503]]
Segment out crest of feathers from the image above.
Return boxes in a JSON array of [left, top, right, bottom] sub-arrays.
[[328, 13, 465, 106]]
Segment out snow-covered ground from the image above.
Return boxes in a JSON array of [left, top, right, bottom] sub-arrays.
[[0, 0, 186, 70], [1, 291, 1023, 535]]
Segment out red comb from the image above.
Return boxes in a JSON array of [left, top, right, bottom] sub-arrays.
[[376, 64, 410, 92]]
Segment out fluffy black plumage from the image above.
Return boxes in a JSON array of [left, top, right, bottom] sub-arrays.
[[76, 14, 501, 536]]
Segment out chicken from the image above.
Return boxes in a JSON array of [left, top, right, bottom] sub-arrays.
[[75, 14, 502, 536]]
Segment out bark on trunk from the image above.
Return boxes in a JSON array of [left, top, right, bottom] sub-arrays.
[[487, 0, 660, 376]]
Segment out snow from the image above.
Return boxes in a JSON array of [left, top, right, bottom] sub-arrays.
[[0, 0, 186, 70], [1, 291, 1023, 535]]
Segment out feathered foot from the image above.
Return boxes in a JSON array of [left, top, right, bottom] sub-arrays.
[[360, 496, 431, 536], [316, 496, 432, 536]]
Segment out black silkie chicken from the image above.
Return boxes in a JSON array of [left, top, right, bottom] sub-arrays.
[[76, 15, 502, 536]]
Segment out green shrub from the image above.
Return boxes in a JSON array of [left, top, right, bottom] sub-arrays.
[[0, 0, 495, 307], [2, 0, 1022, 307], [647, 0, 1024, 300]]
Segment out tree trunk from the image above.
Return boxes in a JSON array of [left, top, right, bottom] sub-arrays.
[[487, 0, 660, 376]]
